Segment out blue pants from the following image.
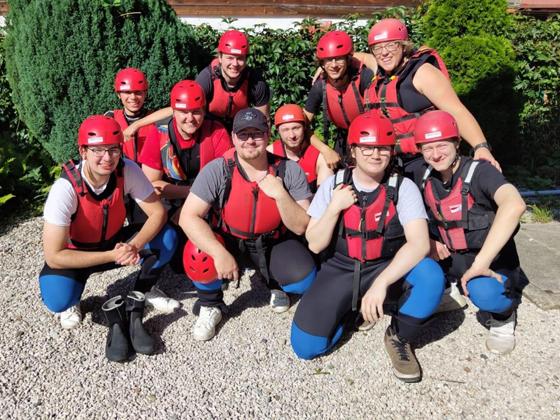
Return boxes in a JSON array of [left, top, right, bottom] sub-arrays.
[[291, 256, 445, 360], [39, 224, 177, 313], [440, 250, 519, 316]]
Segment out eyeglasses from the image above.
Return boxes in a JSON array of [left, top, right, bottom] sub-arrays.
[[356, 146, 392, 156], [371, 41, 401, 56], [236, 130, 266, 141], [88, 146, 121, 157], [322, 57, 347, 66], [420, 142, 455, 156]]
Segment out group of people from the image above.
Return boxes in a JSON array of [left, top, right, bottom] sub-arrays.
[[39, 18, 526, 382]]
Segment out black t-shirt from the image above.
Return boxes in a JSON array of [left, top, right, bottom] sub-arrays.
[[304, 67, 374, 115], [413, 157, 508, 211], [195, 65, 270, 108]]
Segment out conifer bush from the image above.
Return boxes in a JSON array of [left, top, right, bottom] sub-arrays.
[[4, 0, 204, 163]]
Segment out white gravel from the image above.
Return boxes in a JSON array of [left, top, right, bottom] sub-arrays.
[[1, 218, 559, 418]]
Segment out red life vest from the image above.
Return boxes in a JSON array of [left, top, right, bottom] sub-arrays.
[[321, 58, 366, 130], [334, 169, 405, 262], [61, 160, 126, 250], [364, 48, 449, 154], [422, 160, 494, 252], [110, 109, 153, 162], [271, 139, 320, 192], [158, 119, 222, 186], [220, 149, 286, 240], [208, 58, 250, 122]]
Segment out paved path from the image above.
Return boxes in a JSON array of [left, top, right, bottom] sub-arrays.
[[516, 221, 560, 310]]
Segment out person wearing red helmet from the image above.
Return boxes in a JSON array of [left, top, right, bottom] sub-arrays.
[[139, 80, 232, 272], [304, 31, 376, 168], [123, 30, 270, 137], [413, 110, 525, 355], [291, 110, 445, 383], [105, 68, 154, 163], [363, 18, 500, 177], [178, 108, 316, 342], [38, 115, 179, 360], [267, 104, 333, 193]]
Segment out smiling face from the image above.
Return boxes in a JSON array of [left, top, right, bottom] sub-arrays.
[[173, 108, 205, 139], [351, 145, 392, 178], [233, 128, 269, 162], [80, 144, 122, 178], [117, 90, 147, 116], [321, 56, 349, 82], [371, 41, 404, 74], [218, 53, 247, 83], [419, 140, 459, 172]]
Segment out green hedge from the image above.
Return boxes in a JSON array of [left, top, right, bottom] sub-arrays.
[[1, 0, 559, 210]]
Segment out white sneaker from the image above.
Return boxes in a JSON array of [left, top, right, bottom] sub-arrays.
[[486, 312, 516, 355], [436, 282, 467, 313], [270, 289, 290, 313], [145, 286, 180, 313], [193, 306, 222, 341], [56, 304, 82, 330]]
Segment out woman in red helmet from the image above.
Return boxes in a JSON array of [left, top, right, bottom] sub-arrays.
[[39, 115, 178, 360], [364, 18, 500, 178], [304, 31, 376, 168], [123, 30, 270, 136], [267, 104, 333, 193], [291, 110, 445, 383], [413, 110, 525, 355]]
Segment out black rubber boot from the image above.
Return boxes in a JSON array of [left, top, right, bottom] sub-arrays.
[[126, 291, 155, 355], [102, 296, 133, 362]]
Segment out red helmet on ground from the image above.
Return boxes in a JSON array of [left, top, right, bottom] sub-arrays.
[[218, 30, 249, 56], [414, 110, 460, 145], [347, 111, 395, 147], [170, 80, 206, 111], [316, 31, 353, 59], [368, 18, 409, 46], [183, 234, 225, 282], [114, 68, 148, 92], [78, 115, 123, 146], [274, 104, 306, 128]]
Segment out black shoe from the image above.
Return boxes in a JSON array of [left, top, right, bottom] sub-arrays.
[[126, 291, 155, 355], [102, 296, 133, 363], [383, 326, 422, 383]]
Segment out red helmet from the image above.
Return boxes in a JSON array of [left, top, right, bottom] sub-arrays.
[[274, 104, 306, 128], [78, 115, 123, 146], [347, 111, 395, 147], [316, 31, 353, 59], [114, 68, 148, 92], [183, 234, 225, 283], [414, 110, 460, 145], [368, 18, 409, 46], [170, 80, 206, 111], [218, 30, 249, 56]]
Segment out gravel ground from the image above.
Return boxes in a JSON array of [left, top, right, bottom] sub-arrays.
[[1, 217, 559, 419]]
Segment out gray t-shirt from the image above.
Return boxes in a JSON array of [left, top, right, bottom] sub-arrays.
[[190, 154, 312, 207], [308, 171, 427, 226]]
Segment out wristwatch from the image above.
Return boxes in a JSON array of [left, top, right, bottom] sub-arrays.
[[473, 142, 491, 152]]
